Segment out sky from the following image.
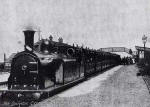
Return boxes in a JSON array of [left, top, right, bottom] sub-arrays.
[[0, 0, 150, 61]]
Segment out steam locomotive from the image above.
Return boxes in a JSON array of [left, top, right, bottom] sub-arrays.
[[7, 30, 121, 99]]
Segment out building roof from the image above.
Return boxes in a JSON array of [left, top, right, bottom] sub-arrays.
[[135, 46, 150, 51], [111, 52, 132, 58]]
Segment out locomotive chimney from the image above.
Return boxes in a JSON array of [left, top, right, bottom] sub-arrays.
[[23, 30, 35, 51]]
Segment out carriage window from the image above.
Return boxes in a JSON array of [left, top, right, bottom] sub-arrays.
[[51, 47, 58, 53]]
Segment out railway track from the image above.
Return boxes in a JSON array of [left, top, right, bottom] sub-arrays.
[[142, 75, 150, 94]]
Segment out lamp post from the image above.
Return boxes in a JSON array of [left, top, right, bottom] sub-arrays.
[[142, 35, 147, 60]]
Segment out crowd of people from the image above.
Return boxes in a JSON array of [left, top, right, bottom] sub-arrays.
[[121, 57, 134, 65]]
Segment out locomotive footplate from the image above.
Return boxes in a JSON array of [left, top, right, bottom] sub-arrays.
[[0, 77, 85, 102]]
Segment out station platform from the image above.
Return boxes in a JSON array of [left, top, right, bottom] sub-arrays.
[[0, 72, 9, 83], [32, 65, 150, 107]]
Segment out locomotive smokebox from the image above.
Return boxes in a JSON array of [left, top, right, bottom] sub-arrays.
[[23, 30, 35, 51]]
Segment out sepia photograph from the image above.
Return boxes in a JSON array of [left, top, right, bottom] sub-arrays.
[[0, 0, 150, 107]]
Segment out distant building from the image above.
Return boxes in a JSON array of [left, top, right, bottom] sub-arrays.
[[135, 46, 150, 58], [0, 62, 4, 70]]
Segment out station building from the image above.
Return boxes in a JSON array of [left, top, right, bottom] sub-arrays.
[[135, 46, 150, 62]]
